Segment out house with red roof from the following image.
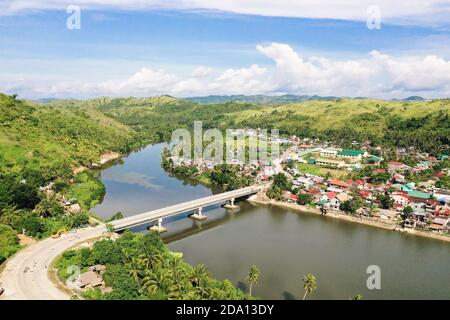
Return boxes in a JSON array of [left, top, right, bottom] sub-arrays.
[[284, 192, 298, 203], [432, 209, 450, 219], [329, 179, 349, 189], [388, 161, 410, 173], [347, 179, 365, 190], [358, 190, 371, 198], [305, 188, 323, 202], [320, 191, 344, 210], [392, 193, 409, 210]]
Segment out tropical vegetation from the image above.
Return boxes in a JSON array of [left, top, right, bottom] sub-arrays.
[[302, 273, 317, 300], [56, 231, 250, 300]]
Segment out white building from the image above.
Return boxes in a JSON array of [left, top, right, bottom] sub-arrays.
[[320, 149, 339, 158]]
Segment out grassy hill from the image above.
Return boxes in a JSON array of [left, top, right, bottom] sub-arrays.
[[231, 98, 449, 129], [226, 98, 450, 153], [0, 94, 140, 180], [0, 93, 142, 261], [184, 94, 339, 104], [74, 96, 449, 154]]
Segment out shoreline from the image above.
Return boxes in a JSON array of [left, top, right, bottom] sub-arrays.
[[72, 151, 122, 174], [248, 195, 450, 243]]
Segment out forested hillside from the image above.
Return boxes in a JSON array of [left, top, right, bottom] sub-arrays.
[[76, 96, 450, 155], [230, 98, 450, 153], [1, 94, 139, 180], [0, 93, 140, 263]]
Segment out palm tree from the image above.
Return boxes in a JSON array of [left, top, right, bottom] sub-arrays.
[[246, 265, 260, 297], [190, 264, 211, 299], [126, 257, 144, 284], [170, 267, 188, 299], [141, 268, 173, 295], [136, 253, 163, 270], [190, 264, 210, 286], [302, 273, 317, 300]]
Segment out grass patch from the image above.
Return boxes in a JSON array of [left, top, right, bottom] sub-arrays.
[[68, 172, 105, 209], [296, 162, 348, 179]]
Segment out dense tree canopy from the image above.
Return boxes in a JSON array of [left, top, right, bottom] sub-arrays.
[[57, 232, 250, 300]]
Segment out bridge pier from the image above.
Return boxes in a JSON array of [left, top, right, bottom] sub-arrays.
[[190, 207, 207, 221], [113, 185, 267, 231], [149, 218, 167, 233], [223, 198, 239, 210]]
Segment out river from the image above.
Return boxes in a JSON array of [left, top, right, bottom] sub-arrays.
[[93, 143, 450, 300]]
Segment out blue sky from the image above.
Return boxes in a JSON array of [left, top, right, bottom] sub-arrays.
[[1, 2, 450, 99]]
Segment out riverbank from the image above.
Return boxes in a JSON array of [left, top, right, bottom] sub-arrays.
[[73, 151, 122, 174], [248, 194, 450, 243]]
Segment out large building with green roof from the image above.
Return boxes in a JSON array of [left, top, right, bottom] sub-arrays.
[[407, 190, 432, 200], [337, 149, 365, 160]]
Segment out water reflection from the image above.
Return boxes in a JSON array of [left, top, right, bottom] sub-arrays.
[[94, 143, 450, 300]]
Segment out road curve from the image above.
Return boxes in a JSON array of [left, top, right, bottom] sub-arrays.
[[0, 226, 105, 300]]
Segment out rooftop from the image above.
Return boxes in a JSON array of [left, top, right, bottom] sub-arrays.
[[329, 180, 349, 188], [407, 190, 431, 200], [337, 149, 364, 156]]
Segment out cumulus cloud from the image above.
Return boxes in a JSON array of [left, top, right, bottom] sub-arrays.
[[2, 0, 450, 25], [2, 43, 450, 99], [98, 68, 180, 95], [191, 66, 212, 78]]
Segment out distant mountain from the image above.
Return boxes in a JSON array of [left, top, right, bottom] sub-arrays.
[[403, 96, 426, 101], [33, 97, 60, 104], [391, 96, 426, 102], [184, 94, 339, 104]]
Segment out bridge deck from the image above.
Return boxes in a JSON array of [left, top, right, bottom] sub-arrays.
[[111, 184, 267, 231]]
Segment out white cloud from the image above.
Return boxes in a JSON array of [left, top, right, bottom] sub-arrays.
[[2, 0, 450, 25], [191, 66, 212, 78], [2, 43, 450, 99], [102, 67, 180, 93]]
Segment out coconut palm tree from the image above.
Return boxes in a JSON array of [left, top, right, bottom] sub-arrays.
[[170, 265, 190, 299], [127, 258, 143, 284], [141, 268, 173, 295], [246, 265, 260, 297], [190, 264, 210, 286], [190, 264, 211, 299], [302, 273, 317, 300]]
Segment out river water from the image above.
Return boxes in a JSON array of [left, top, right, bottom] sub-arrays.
[[93, 143, 450, 300]]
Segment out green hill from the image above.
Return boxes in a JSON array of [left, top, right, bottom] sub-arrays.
[[184, 94, 339, 104], [227, 98, 450, 153], [77, 96, 449, 154], [0, 93, 139, 180], [0, 93, 141, 261]]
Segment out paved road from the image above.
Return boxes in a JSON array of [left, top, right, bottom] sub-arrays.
[[274, 146, 297, 179], [0, 226, 105, 300]]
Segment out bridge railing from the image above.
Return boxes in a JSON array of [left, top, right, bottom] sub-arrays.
[[111, 184, 269, 230]]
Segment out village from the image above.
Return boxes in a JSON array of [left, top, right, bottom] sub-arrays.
[[165, 133, 450, 239]]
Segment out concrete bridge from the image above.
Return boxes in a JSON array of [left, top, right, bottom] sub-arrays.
[[111, 184, 269, 232]]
